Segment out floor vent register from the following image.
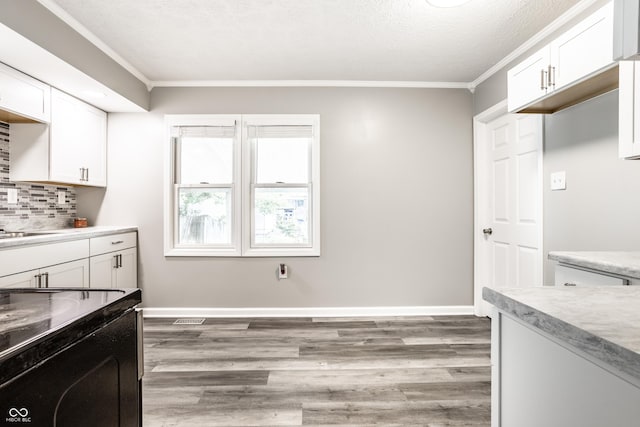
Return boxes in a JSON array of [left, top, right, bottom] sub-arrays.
[[173, 318, 206, 325]]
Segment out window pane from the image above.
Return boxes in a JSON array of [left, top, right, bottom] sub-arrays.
[[178, 188, 231, 245], [255, 138, 309, 183], [180, 137, 233, 184], [254, 187, 309, 245]]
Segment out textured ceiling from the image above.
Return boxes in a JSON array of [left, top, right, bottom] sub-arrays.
[[46, 0, 581, 84]]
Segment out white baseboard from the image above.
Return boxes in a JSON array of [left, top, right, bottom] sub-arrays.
[[142, 305, 475, 318]]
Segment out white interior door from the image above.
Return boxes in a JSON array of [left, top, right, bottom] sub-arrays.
[[474, 102, 543, 317]]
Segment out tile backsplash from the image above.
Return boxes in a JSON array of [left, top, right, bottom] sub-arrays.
[[0, 122, 77, 230]]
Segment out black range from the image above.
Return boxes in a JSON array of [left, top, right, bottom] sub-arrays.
[[0, 288, 143, 427]]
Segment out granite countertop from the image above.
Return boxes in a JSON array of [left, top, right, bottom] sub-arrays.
[[483, 286, 640, 383], [0, 288, 141, 384], [548, 251, 640, 279], [0, 226, 138, 249]]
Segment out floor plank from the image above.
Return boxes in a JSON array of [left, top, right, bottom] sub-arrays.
[[143, 315, 491, 426]]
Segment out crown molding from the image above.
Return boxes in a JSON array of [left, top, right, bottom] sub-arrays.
[[149, 80, 471, 89]]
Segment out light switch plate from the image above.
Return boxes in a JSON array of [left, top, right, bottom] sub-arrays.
[[551, 171, 566, 191], [58, 191, 66, 205], [7, 188, 17, 204]]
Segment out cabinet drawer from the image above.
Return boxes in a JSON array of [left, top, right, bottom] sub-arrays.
[[0, 239, 89, 278], [90, 232, 137, 256], [555, 264, 626, 287]]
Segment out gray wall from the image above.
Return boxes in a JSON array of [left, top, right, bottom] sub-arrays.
[[78, 87, 474, 308], [543, 90, 640, 284]]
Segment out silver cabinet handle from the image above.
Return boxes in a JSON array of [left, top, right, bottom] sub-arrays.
[[111, 240, 124, 245], [42, 272, 49, 288], [118, 254, 123, 268], [113, 254, 119, 269], [540, 69, 548, 90], [35, 274, 41, 288], [79, 168, 84, 181], [548, 65, 556, 89], [563, 282, 577, 287], [85, 168, 89, 182], [483, 228, 493, 235]]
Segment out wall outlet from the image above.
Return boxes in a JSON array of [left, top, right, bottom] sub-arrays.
[[58, 191, 66, 205], [550, 171, 566, 191], [7, 188, 18, 204], [278, 264, 288, 279]]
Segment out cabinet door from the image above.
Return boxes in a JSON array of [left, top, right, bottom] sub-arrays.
[[90, 252, 117, 288], [550, 2, 614, 90], [49, 88, 85, 185], [44, 259, 90, 288], [619, 61, 640, 158], [49, 89, 107, 187], [0, 62, 50, 123], [507, 47, 550, 112], [78, 101, 107, 187], [115, 248, 137, 288], [0, 269, 39, 288]]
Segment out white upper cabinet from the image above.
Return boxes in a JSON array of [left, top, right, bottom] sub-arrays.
[[49, 88, 107, 186], [550, 3, 615, 90], [0, 62, 50, 123], [618, 60, 640, 159], [507, 47, 551, 113], [508, 2, 615, 113], [10, 88, 107, 187]]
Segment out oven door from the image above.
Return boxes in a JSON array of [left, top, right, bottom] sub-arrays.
[[0, 310, 141, 427]]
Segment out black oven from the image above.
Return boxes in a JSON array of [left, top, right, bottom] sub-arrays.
[[0, 289, 143, 427]]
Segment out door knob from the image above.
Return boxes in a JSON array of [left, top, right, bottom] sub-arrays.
[[483, 228, 493, 235]]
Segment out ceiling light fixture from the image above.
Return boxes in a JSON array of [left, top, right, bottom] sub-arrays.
[[426, 0, 472, 7]]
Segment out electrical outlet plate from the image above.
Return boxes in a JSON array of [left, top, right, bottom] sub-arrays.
[[551, 171, 566, 191], [7, 188, 17, 204], [278, 264, 288, 279], [57, 191, 66, 205]]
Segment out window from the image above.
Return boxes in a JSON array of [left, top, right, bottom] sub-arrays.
[[165, 114, 320, 257]]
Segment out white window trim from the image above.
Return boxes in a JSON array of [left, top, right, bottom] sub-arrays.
[[164, 114, 242, 257], [164, 114, 320, 257], [242, 114, 321, 257]]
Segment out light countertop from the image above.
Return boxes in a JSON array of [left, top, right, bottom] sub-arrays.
[[548, 251, 640, 279], [483, 286, 640, 382], [0, 226, 137, 249]]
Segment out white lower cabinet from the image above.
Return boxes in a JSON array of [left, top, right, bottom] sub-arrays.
[[0, 258, 89, 288], [90, 247, 137, 288], [554, 264, 627, 287], [89, 232, 138, 288], [0, 269, 38, 288], [493, 311, 640, 427], [45, 258, 90, 288], [0, 231, 137, 290]]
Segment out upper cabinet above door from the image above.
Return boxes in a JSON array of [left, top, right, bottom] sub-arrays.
[[508, 1, 616, 114]]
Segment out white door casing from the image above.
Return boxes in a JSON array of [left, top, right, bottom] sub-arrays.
[[474, 101, 543, 317]]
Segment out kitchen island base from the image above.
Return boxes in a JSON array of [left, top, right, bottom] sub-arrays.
[[492, 309, 640, 427]]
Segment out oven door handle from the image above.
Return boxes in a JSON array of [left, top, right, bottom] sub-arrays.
[[136, 309, 144, 380]]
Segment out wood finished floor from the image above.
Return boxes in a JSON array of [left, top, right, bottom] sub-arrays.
[[143, 315, 491, 427]]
